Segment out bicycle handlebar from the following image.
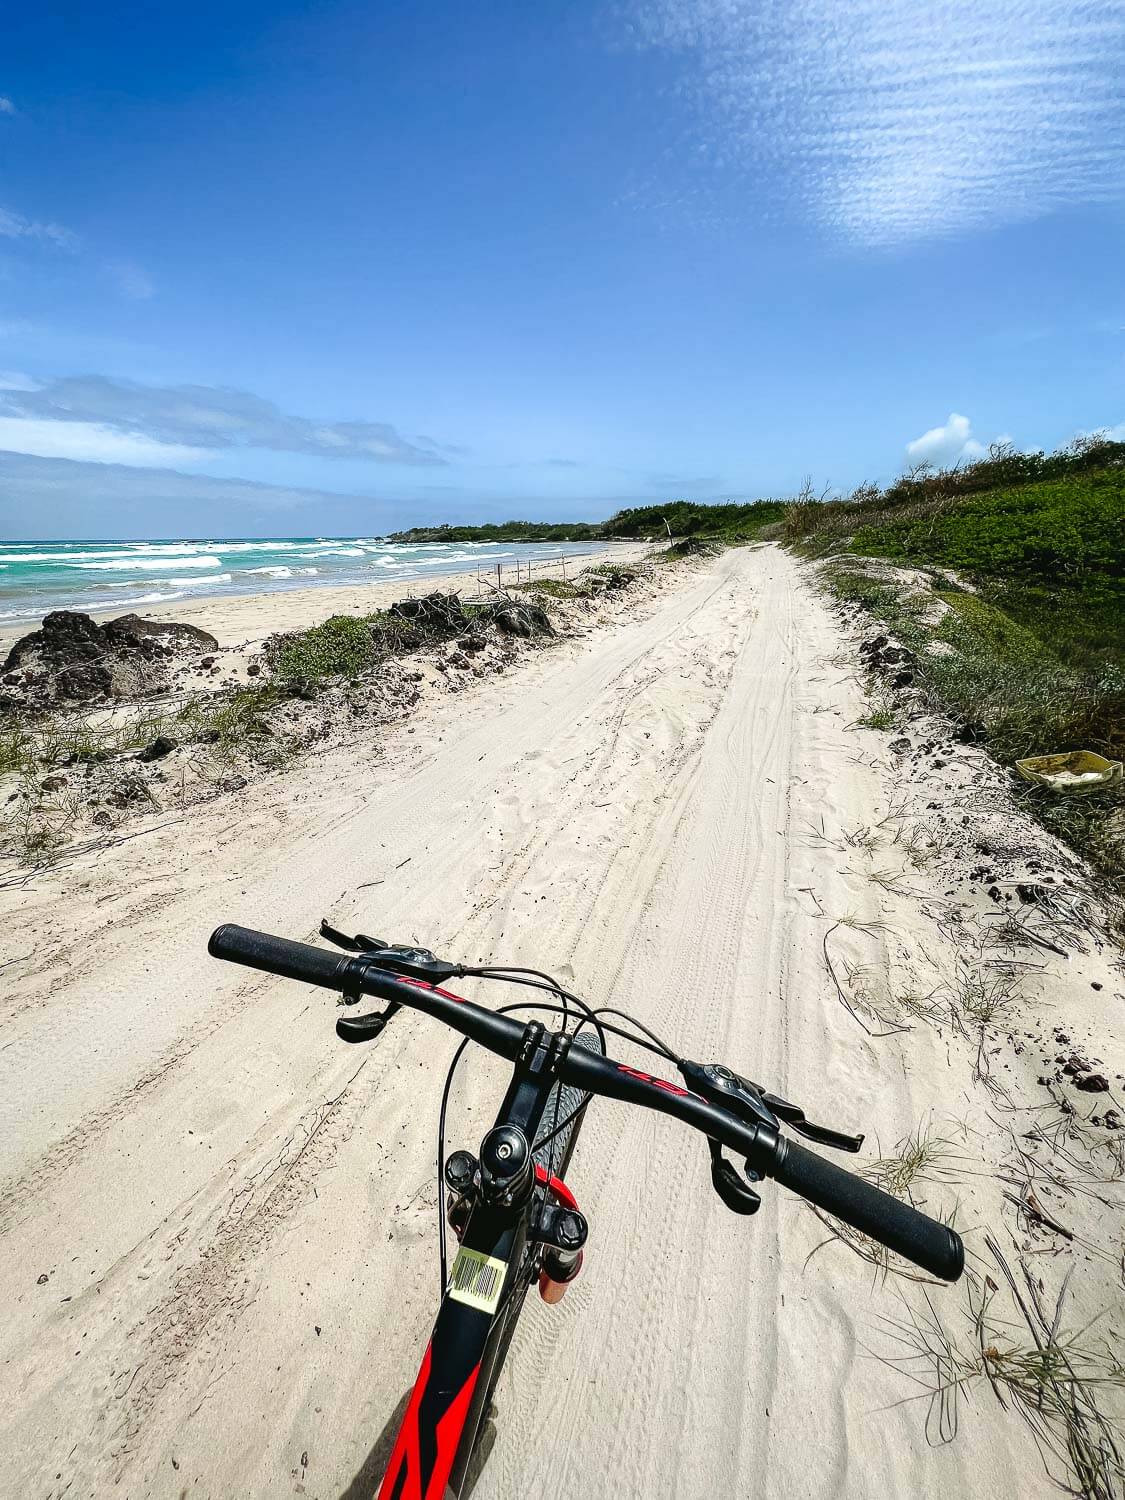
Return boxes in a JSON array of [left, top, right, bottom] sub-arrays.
[[208, 924, 963, 1282], [210, 924, 357, 988], [772, 1136, 960, 1275]]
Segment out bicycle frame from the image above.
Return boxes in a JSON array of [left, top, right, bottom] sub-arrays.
[[378, 1025, 571, 1499]]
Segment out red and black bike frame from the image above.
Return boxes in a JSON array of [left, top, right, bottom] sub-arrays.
[[378, 1018, 575, 1500]]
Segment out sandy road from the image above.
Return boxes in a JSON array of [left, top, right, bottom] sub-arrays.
[[0, 546, 1040, 1498]]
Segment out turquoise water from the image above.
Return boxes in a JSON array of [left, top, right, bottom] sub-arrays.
[[0, 537, 603, 623]]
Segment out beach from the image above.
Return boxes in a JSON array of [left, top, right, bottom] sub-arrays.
[[0, 541, 642, 658], [0, 543, 1120, 1499]]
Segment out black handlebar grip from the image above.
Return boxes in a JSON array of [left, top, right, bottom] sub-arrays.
[[773, 1136, 963, 1281], [208, 924, 355, 989]]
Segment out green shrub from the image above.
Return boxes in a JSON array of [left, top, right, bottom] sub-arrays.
[[926, 594, 1122, 761], [388, 521, 601, 542], [822, 557, 1125, 891], [602, 499, 786, 541], [851, 469, 1123, 589], [801, 444, 1123, 768], [271, 612, 418, 682]]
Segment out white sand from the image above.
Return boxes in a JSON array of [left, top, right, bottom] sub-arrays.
[[0, 545, 1120, 1498]]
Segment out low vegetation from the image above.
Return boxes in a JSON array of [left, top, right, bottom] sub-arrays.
[[387, 520, 602, 543], [783, 437, 1124, 888], [513, 577, 585, 599], [267, 610, 428, 682], [510, 561, 640, 599], [602, 498, 785, 543], [0, 567, 635, 870], [388, 498, 787, 547], [880, 1234, 1125, 1497], [826, 569, 1122, 765]]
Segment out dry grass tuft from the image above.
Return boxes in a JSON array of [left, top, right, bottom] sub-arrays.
[[805, 1122, 964, 1285], [874, 1236, 1125, 1498], [866, 1122, 966, 1198]]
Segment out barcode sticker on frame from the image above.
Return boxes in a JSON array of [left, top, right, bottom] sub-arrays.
[[448, 1248, 507, 1314]]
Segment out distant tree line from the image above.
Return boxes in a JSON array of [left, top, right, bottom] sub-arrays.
[[389, 498, 786, 544], [600, 499, 785, 539], [387, 520, 603, 543]]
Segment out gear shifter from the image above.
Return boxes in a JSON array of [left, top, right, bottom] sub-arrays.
[[678, 1059, 864, 1154]]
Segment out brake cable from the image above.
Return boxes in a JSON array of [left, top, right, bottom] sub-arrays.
[[453, 970, 603, 1277], [434, 979, 679, 1295], [587, 1005, 679, 1063]]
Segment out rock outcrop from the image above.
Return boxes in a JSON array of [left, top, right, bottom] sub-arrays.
[[2, 610, 218, 710], [387, 592, 554, 640]]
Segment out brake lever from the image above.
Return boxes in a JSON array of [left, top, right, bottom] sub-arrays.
[[708, 1140, 761, 1215], [336, 1007, 399, 1043], [320, 918, 388, 952], [747, 1082, 864, 1154], [320, 919, 400, 1035]]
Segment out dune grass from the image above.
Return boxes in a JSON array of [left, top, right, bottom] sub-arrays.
[[877, 1235, 1125, 1497]]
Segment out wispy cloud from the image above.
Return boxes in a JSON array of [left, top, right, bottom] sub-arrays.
[[0, 97, 15, 116], [629, 0, 1125, 245], [0, 416, 204, 466], [0, 370, 39, 392], [0, 206, 78, 249], [0, 374, 447, 465], [0, 449, 397, 538]]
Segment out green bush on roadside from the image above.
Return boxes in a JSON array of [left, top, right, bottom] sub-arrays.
[[602, 498, 786, 543], [512, 578, 585, 599], [270, 612, 419, 682]]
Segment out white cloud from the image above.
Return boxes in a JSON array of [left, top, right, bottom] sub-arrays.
[[0, 206, 77, 249], [0, 370, 40, 392], [3, 374, 446, 464], [630, 0, 1125, 246], [0, 417, 206, 466], [906, 413, 986, 466], [0, 98, 15, 115], [0, 449, 403, 536]]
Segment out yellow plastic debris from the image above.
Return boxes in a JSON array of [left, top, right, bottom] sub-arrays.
[[1015, 750, 1122, 793]]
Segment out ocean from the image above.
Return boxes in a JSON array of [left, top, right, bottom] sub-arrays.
[[0, 537, 605, 624]]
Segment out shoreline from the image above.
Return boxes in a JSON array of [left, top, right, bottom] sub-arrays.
[[0, 541, 648, 656]]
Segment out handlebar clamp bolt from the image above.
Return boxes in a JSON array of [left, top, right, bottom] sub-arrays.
[[445, 1151, 478, 1195], [556, 1211, 587, 1251]]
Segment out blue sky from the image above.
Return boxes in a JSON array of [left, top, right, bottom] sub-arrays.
[[1, 0, 1123, 538]]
